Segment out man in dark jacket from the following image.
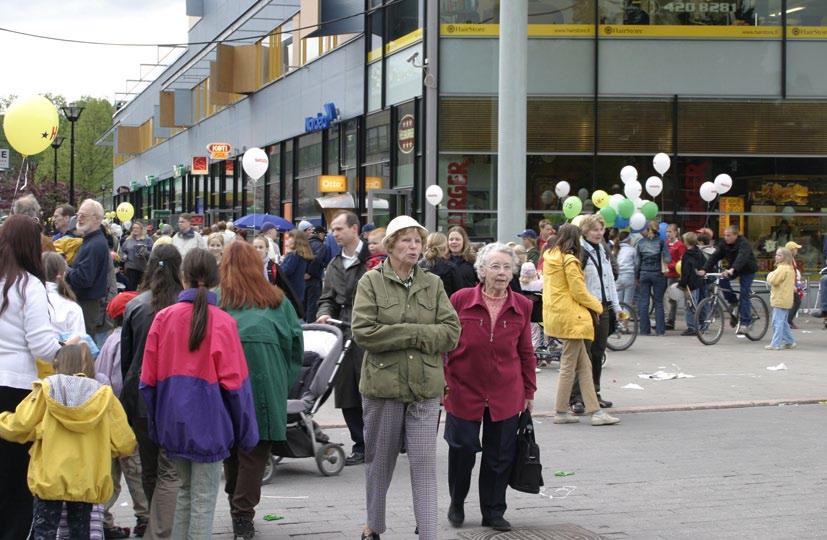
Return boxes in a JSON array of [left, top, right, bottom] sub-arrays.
[[678, 232, 707, 335], [315, 211, 371, 466], [700, 225, 758, 333], [66, 199, 110, 335]]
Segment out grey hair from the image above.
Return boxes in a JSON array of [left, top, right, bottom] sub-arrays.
[[474, 242, 520, 280], [12, 194, 41, 219], [80, 199, 105, 220]]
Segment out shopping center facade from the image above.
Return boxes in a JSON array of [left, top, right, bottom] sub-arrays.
[[107, 0, 827, 275]]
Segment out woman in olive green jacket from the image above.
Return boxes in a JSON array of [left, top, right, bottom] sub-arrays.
[[352, 216, 460, 540], [220, 241, 303, 539]]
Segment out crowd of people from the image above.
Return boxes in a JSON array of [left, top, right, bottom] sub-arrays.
[[0, 192, 821, 540]]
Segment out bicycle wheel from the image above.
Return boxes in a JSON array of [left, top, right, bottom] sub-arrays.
[[745, 294, 769, 341], [606, 302, 637, 351], [695, 296, 724, 345]]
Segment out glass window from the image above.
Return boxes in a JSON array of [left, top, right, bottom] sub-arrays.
[[599, 0, 781, 26], [365, 111, 391, 165], [440, 0, 500, 24], [342, 120, 359, 169], [437, 154, 498, 238], [395, 102, 417, 187], [530, 0, 594, 24], [283, 140, 294, 206], [786, 1, 827, 26], [368, 62, 383, 112], [327, 128, 340, 174], [368, 3, 384, 62], [298, 132, 323, 176], [267, 145, 281, 214], [387, 0, 422, 43], [386, 44, 422, 105], [281, 18, 295, 75]]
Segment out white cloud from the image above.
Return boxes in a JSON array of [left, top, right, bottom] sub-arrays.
[[0, 0, 188, 102]]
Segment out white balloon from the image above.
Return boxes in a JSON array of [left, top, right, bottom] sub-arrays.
[[425, 185, 444, 206], [645, 176, 663, 197], [633, 197, 645, 209], [624, 179, 643, 200], [620, 165, 638, 184], [242, 147, 269, 181], [629, 211, 647, 231], [555, 180, 570, 199], [699, 181, 717, 202], [653, 153, 671, 175], [713, 173, 733, 195], [609, 193, 625, 212]]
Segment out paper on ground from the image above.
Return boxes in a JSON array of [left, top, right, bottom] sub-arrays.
[[638, 370, 695, 380], [622, 383, 645, 390], [766, 363, 788, 371]]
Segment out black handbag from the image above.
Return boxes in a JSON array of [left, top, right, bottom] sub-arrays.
[[509, 409, 544, 494]]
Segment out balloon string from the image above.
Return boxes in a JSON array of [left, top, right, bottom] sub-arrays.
[[12, 156, 28, 208]]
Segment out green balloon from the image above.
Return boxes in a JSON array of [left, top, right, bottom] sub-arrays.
[[599, 206, 617, 226], [641, 200, 659, 220], [617, 198, 635, 219], [563, 196, 583, 219]]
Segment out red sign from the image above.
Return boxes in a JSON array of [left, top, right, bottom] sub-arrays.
[[206, 143, 232, 160], [225, 160, 234, 175], [191, 156, 208, 175], [446, 158, 469, 228], [398, 114, 415, 154], [190, 214, 205, 226]]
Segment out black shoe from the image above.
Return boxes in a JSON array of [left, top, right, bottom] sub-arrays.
[[597, 395, 613, 409], [103, 527, 130, 539], [680, 329, 696, 336], [399, 443, 407, 454], [360, 531, 380, 539], [482, 517, 512, 532], [345, 451, 365, 466], [232, 518, 255, 539], [665, 322, 675, 330], [133, 517, 148, 538], [570, 401, 585, 414], [448, 503, 465, 527]]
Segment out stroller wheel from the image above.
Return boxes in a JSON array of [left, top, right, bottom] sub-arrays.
[[261, 455, 278, 485], [315, 443, 346, 476]]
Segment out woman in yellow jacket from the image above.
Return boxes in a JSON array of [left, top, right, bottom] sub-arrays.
[[0, 345, 136, 537], [765, 247, 797, 350], [542, 224, 620, 426]]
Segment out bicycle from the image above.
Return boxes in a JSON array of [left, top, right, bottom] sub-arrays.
[[606, 302, 638, 353], [693, 273, 769, 345]]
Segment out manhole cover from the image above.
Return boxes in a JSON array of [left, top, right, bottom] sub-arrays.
[[458, 524, 603, 540]]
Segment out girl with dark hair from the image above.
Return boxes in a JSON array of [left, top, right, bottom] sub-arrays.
[[0, 214, 77, 537], [119, 243, 184, 539], [140, 249, 258, 538], [542, 224, 620, 426], [220, 241, 303, 539]]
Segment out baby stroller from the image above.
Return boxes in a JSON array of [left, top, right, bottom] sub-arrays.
[[262, 322, 350, 483]]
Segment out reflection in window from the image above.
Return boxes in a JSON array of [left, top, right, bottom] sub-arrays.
[[783, 1, 827, 26], [599, 1, 781, 26], [267, 146, 281, 215], [368, 62, 382, 112], [530, 1, 595, 24], [342, 120, 358, 169], [440, 0, 500, 24], [387, 0, 422, 42], [365, 111, 390, 165]]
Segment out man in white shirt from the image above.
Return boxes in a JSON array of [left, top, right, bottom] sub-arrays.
[[260, 222, 282, 262], [171, 213, 207, 259]]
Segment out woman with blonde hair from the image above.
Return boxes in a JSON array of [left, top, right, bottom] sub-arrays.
[[281, 229, 316, 306], [419, 232, 461, 298], [447, 226, 478, 289], [207, 232, 225, 263], [765, 247, 797, 350], [42, 251, 86, 336]]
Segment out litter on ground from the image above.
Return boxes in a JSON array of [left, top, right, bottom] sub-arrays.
[[622, 383, 645, 390], [766, 363, 788, 371], [638, 371, 695, 380]]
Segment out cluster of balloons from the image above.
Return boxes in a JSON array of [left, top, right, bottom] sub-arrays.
[[699, 174, 733, 202], [2, 95, 60, 156]]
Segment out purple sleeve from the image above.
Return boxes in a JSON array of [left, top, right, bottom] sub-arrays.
[[221, 379, 259, 453]]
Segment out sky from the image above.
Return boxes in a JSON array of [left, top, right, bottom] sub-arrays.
[[0, 0, 188, 103]]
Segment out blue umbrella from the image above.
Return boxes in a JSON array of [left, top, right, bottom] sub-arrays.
[[234, 213, 293, 232]]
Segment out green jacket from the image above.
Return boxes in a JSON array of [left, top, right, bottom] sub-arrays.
[[224, 301, 303, 442], [352, 259, 461, 402]]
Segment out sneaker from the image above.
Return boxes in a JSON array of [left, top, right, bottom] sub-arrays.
[[133, 518, 148, 538], [782, 342, 797, 349], [591, 411, 620, 426], [764, 345, 780, 350], [231, 518, 255, 540], [103, 527, 131, 539], [553, 413, 580, 424], [345, 451, 365, 466], [735, 323, 748, 335]]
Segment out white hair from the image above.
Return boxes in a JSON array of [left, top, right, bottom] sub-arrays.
[[80, 199, 104, 220], [473, 242, 520, 280]]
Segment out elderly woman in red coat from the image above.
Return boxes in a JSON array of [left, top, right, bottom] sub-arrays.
[[444, 242, 536, 533]]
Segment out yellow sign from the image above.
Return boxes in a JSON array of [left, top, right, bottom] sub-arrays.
[[366, 176, 383, 191], [788, 26, 827, 40], [319, 175, 347, 193], [441, 23, 782, 40], [719, 196, 745, 239]]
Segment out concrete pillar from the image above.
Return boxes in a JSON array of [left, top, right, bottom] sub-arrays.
[[497, 1, 527, 241], [424, 0, 440, 232]]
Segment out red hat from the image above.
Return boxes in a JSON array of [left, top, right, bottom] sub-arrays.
[[107, 291, 139, 320]]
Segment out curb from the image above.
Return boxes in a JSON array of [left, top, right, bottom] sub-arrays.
[[316, 398, 827, 428]]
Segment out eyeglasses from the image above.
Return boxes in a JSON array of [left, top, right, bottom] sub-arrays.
[[487, 263, 513, 272]]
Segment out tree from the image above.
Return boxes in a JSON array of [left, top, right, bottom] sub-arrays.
[[1, 94, 114, 214]]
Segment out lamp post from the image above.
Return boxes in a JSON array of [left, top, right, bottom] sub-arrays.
[[50, 135, 64, 185], [60, 103, 85, 206]]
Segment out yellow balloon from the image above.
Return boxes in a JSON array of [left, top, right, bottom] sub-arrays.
[[592, 189, 609, 209], [676, 260, 682, 276], [116, 202, 135, 222], [2, 95, 60, 156]]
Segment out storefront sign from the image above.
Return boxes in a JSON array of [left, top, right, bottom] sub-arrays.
[[446, 158, 469, 228], [398, 114, 415, 154], [441, 23, 780, 39], [788, 27, 827, 40], [305, 103, 338, 133], [319, 175, 347, 193], [207, 143, 232, 160], [192, 156, 208, 175], [366, 176, 383, 191], [719, 197, 744, 239], [190, 214, 205, 227], [0, 148, 9, 170], [225, 161, 234, 175]]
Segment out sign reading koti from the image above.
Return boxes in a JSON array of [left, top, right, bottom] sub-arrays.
[[206, 143, 232, 160]]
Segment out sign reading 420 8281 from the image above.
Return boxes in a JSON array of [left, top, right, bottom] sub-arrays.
[[662, 1, 736, 12], [0, 148, 9, 170]]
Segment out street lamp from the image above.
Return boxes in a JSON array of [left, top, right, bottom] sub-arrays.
[[50, 135, 64, 185], [60, 103, 85, 206]]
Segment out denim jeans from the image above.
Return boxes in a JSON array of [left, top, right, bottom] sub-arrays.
[[720, 273, 755, 326], [770, 307, 795, 348], [616, 275, 637, 306], [172, 459, 222, 540], [638, 271, 667, 335], [684, 286, 707, 332]]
